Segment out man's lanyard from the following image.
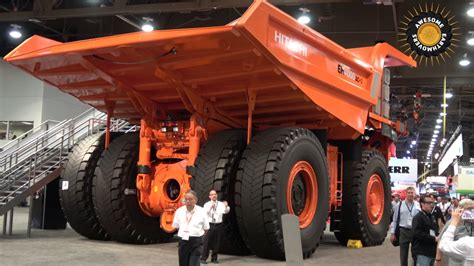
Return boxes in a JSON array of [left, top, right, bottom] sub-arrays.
[[405, 201, 414, 217], [185, 209, 195, 228]]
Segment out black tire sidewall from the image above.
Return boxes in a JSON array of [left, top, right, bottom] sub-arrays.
[[358, 153, 391, 243], [277, 136, 329, 253]]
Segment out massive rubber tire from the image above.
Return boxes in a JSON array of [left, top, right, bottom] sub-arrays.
[[59, 134, 112, 240], [93, 133, 173, 244], [235, 128, 329, 260], [334, 150, 391, 246], [190, 129, 250, 255]]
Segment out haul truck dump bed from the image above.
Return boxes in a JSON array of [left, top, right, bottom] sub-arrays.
[[5, 0, 415, 261]]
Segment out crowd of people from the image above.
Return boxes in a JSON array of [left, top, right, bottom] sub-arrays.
[[170, 186, 472, 266], [390, 187, 474, 266]]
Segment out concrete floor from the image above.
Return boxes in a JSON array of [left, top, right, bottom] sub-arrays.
[[1, 207, 402, 266]]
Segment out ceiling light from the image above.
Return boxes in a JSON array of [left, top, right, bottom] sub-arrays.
[[141, 17, 155, 32], [441, 103, 449, 107], [410, 144, 413, 148], [411, 140, 417, 145], [460, 59, 471, 67], [468, 37, 474, 46], [434, 152, 440, 160], [297, 7, 311, 25], [435, 125, 441, 129], [141, 24, 154, 32], [433, 134, 439, 138], [407, 150, 411, 154], [468, 7, 474, 17], [440, 112, 447, 116], [442, 138, 447, 142], [445, 92, 453, 99], [9, 24, 22, 39], [436, 119, 443, 124], [434, 130, 440, 134]]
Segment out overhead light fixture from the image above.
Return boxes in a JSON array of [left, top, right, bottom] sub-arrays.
[[407, 150, 411, 154], [436, 118, 443, 124], [442, 138, 447, 142], [411, 140, 417, 145], [410, 144, 413, 148], [9, 24, 22, 39], [297, 7, 311, 25], [434, 130, 440, 134], [468, 6, 474, 17], [445, 92, 453, 99], [434, 152, 440, 160], [435, 125, 441, 129], [440, 112, 447, 116], [460, 58, 471, 66], [141, 17, 154, 32], [459, 53, 471, 67], [468, 37, 474, 46], [441, 103, 449, 107], [433, 134, 439, 138]]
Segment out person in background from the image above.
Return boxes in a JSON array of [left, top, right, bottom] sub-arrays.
[[439, 197, 452, 222], [412, 195, 439, 266], [429, 194, 446, 229], [391, 187, 421, 266], [393, 194, 401, 209], [392, 194, 401, 222], [435, 198, 474, 266], [439, 208, 474, 265], [172, 190, 210, 266], [200, 190, 230, 264]]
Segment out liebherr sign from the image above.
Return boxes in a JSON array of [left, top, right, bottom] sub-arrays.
[[389, 158, 418, 185]]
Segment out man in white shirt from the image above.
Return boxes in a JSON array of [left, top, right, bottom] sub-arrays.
[[438, 197, 452, 220], [439, 207, 474, 266], [390, 187, 421, 266], [172, 190, 210, 266], [200, 190, 230, 264]]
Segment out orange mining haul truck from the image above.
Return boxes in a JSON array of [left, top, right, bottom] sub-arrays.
[[4, 0, 415, 260]]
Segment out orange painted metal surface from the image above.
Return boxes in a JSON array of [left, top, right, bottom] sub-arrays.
[[4, 0, 416, 230], [4, 0, 415, 138], [366, 174, 385, 225], [327, 145, 340, 210], [287, 161, 318, 229]]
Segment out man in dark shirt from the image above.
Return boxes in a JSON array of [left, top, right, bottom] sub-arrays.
[[429, 194, 445, 228], [412, 195, 439, 266]]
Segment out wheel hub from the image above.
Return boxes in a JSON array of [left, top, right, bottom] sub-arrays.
[[366, 174, 384, 225], [287, 161, 318, 229]]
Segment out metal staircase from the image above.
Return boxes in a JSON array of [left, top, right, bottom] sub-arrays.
[[0, 108, 136, 221]]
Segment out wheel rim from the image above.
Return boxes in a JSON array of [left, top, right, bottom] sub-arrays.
[[366, 174, 384, 225], [287, 161, 318, 229]]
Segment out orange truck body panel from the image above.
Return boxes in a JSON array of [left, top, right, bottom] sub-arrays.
[[4, 0, 415, 138], [4, 0, 415, 230]]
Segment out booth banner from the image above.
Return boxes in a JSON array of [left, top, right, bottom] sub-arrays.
[[456, 167, 474, 194], [438, 133, 463, 175], [389, 158, 418, 189]]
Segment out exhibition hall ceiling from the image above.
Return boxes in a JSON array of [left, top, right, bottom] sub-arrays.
[[1, 0, 473, 166]]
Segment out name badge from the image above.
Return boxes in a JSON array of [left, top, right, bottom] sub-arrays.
[[430, 230, 436, 237], [182, 229, 190, 241], [407, 217, 412, 227]]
